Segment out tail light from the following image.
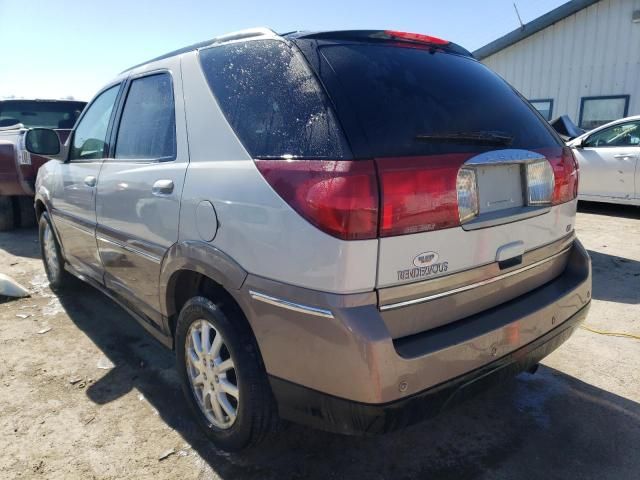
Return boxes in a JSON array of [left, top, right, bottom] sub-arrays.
[[525, 160, 555, 205], [254, 160, 378, 240], [376, 156, 468, 237], [548, 147, 579, 205], [456, 168, 479, 222], [255, 147, 577, 241]]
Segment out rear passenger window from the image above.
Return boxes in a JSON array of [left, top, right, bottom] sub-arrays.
[[115, 73, 176, 161], [199, 40, 350, 159]]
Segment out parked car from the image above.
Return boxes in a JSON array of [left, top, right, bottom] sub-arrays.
[[568, 115, 640, 206], [27, 28, 591, 451], [0, 99, 86, 230]]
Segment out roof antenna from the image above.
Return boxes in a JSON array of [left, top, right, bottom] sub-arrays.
[[513, 2, 525, 30]]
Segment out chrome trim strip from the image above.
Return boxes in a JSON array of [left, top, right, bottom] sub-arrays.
[[96, 235, 162, 264], [380, 245, 573, 312], [249, 291, 334, 319], [463, 149, 545, 166]]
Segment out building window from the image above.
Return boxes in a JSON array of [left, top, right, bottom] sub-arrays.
[[579, 95, 630, 130], [529, 99, 553, 121]]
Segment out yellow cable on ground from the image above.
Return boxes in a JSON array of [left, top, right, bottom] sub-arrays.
[[580, 325, 640, 341]]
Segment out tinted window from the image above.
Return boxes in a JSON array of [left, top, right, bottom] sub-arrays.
[[584, 121, 640, 148], [315, 44, 560, 158], [0, 100, 86, 129], [199, 40, 349, 159], [70, 86, 119, 161], [115, 73, 176, 161]]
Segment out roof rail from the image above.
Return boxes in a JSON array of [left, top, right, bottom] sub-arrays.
[[213, 27, 276, 43], [121, 27, 277, 74]]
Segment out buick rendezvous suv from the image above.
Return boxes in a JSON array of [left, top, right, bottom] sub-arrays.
[[26, 28, 591, 451]]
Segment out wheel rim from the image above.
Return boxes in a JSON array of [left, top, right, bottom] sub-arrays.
[[186, 319, 239, 429], [43, 223, 60, 280]]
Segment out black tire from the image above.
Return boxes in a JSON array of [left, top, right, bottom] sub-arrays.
[[38, 212, 71, 290], [0, 195, 15, 231], [176, 296, 279, 451], [16, 196, 37, 228]]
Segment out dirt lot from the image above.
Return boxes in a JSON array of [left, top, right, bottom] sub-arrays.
[[1, 202, 638, 480]]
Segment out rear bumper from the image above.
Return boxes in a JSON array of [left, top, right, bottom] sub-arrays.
[[269, 301, 589, 435], [237, 237, 591, 430]]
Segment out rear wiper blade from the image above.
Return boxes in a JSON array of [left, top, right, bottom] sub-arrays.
[[414, 131, 513, 146]]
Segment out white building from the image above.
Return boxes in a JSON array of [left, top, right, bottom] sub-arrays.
[[474, 0, 640, 130]]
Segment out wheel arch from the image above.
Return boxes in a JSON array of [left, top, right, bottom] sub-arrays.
[[34, 198, 46, 220], [160, 241, 248, 337]]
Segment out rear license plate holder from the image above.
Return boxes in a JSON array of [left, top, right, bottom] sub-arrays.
[[476, 164, 524, 214]]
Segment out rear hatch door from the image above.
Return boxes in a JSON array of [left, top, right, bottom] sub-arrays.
[[293, 34, 578, 336]]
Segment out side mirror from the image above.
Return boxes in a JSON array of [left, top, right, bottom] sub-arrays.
[[25, 128, 61, 156]]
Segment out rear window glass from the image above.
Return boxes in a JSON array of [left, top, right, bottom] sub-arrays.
[[315, 44, 561, 158], [0, 100, 86, 129], [199, 40, 350, 159]]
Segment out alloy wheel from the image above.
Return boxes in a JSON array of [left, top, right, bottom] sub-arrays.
[[43, 223, 60, 280], [185, 319, 239, 429]]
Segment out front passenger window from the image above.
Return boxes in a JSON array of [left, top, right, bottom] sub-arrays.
[[69, 85, 119, 161]]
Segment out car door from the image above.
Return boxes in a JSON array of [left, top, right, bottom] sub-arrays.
[[50, 83, 122, 282], [95, 62, 188, 324], [575, 120, 640, 200]]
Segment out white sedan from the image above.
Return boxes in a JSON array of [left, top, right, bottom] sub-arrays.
[[568, 115, 640, 206]]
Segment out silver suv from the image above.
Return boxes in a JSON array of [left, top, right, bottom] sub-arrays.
[[26, 28, 591, 451]]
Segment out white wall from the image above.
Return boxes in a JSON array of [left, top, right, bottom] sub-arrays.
[[482, 0, 640, 125]]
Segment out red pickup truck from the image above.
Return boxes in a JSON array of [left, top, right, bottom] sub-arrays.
[[0, 99, 86, 230]]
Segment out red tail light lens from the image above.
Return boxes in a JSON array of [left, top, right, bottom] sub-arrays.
[[384, 30, 450, 46], [256, 149, 575, 242], [546, 147, 579, 205], [376, 155, 469, 237], [254, 160, 378, 240]]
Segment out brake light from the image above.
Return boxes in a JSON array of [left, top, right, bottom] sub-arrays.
[[384, 30, 450, 46], [254, 160, 378, 240], [376, 155, 469, 237], [546, 147, 579, 205]]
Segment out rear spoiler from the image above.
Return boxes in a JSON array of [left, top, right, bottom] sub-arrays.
[[286, 30, 473, 57]]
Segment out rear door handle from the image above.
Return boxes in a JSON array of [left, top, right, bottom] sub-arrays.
[[152, 179, 174, 196], [613, 153, 634, 159], [84, 175, 97, 187]]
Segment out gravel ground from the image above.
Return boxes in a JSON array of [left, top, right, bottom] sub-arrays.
[[0, 201, 638, 480]]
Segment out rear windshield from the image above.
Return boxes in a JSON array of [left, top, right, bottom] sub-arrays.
[[313, 43, 561, 158], [199, 40, 350, 159], [0, 100, 86, 129]]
